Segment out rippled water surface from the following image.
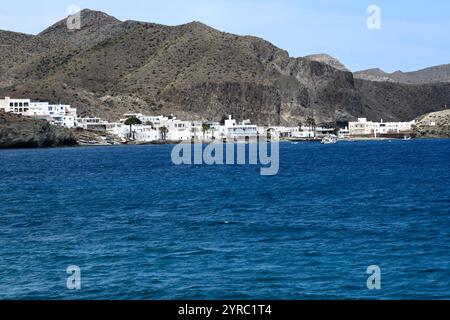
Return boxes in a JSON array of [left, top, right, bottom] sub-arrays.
[[0, 140, 449, 299]]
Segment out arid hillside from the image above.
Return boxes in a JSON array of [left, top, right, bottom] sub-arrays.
[[1, 9, 450, 126]]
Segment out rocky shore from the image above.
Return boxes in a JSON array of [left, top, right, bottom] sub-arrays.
[[0, 112, 77, 148]]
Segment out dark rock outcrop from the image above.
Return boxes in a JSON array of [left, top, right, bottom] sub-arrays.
[[0, 112, 77, 148]]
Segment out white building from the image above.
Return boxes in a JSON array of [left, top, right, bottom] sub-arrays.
[[105, 123, 128, 137], [165, 119, 193, 141], [190, 121, 207, 141], [0, 97, 31, 113], [76, 117, 107, 131], [0, 97, 78, 128], [133, 126, 159, 142], [118, 113, 262, 142], [267, 127, 294, 139], [289, 126, 334, 139], [218, 115, 258, 141], [48, 104, 77, 128], [349, 118, 415, 136], [120, 113, 194, 141], [122, 113, 170, 125]]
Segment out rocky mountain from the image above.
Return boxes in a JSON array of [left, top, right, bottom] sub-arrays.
[[355, 80, 450, 122], [0, 112, 77, 148], [1, 9, 449, 126], [355, 64, 450, 84]]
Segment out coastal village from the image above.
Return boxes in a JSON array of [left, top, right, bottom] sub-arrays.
[[0, 96, 423, 145]]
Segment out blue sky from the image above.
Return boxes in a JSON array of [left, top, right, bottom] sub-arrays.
[[0, 0, 449, 72]]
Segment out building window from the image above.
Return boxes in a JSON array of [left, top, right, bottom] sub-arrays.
[[24, 102, 29, 107]]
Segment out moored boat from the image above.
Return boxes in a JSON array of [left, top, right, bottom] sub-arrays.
[[321, 135, 337, 144]]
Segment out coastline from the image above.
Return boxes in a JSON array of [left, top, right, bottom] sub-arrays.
[[2, 136, 449, 150], [2, 111, 448, 150]]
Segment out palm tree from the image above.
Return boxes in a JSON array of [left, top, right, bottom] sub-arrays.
[[124, 117, 142, 139], [159, 126, 169, 140], [306, 116, 316, 138], [202, 123, 211, 140], [298, 121, 303, 132]]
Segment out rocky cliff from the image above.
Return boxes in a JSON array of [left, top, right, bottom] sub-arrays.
[[0, 112, 77, 148]]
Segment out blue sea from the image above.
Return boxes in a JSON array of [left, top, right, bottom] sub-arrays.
[[0, 140, 449, 300]]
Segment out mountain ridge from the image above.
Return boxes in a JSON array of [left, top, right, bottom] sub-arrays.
[[355, 64, 450, 84], [1, 9, 449, 125]]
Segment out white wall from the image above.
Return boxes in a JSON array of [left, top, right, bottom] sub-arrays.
[[0, 97, 78, 128], [349, 119, 415, 136]]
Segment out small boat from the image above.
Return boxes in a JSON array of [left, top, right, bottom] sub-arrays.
[[403, 135, 412, 141], [321, 135, 337, 144]]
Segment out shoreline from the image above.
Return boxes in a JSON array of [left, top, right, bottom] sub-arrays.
[[1, 136, 449, 150]]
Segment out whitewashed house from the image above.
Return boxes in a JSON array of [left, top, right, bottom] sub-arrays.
[[133, 126, 159, 142], [349, 118, 415, 136], [122, 113, 170, 125], [291, 126, 315, 138], [218, 115, 258, 141], [0, 97, 32, 113], [0, 97, 78, 128], [48, 104, 77, 128], [76, 117, 107, 131], [165, 119, 193, 141], [106, 122, 159, 141], [106, 123, 129, 137]]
